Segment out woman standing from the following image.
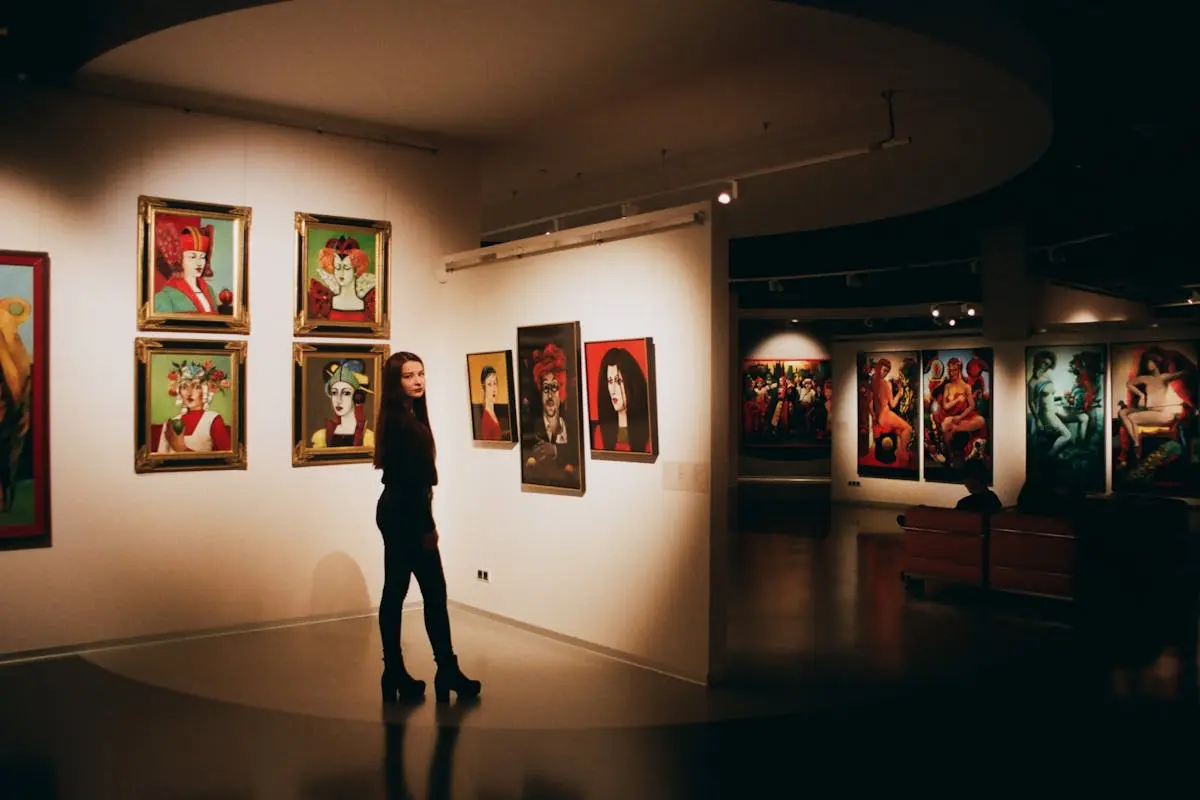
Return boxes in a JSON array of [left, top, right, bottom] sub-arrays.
[[375, 351, 481, 704]]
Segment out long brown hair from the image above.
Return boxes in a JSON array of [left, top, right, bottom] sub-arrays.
[[374, 351, 435, 468]]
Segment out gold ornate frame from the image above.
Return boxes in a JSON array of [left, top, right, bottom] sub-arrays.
[[293, 342, 388, 467], [137, 195, 251, 334], [135, 338, 248, 473], [293, 212, 391, 338]]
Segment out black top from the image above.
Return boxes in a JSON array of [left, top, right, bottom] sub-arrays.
[[378, 414, 438, 537], [955, 489, 1003, 515]]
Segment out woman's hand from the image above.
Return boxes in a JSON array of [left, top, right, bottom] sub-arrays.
[[422, 529, 439, 551]]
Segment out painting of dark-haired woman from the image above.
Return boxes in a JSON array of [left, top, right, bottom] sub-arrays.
[[466, 350, 518, 444], [517, 321, 585, 495], [585, 337, 659, 462], [1110, 341, 1200, 497]]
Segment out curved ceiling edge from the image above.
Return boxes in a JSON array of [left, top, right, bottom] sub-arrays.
[[775, 0, 1051, 103], [5, 1, 285, 84]]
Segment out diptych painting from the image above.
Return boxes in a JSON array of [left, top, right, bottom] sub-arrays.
[[466, 350, 518, 444], [0, 251, 50, 549], [293, 343, 387, 467], [137, 196, 251, 333], [1110, 341, 1199, 497], [1025, 345, 1107, 492], [135, 339, 247, 473], [856, 350, 919, 480], [294, 212, 390, 338], [741, 359, 832, 447], [584, 337, 659, 462], [922, 348, 993, 484], [517, 322, 585, 495]]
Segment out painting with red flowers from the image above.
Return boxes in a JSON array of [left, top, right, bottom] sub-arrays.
[[584, 337, 659, 462], [137, 195, 251, 334], [134, 338, 248, 473], [294, 212, 390, 338], [517, 321, 585, 495], [0, 250, 50, 550]]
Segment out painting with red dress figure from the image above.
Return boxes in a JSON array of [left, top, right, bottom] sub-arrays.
[[517, 322, 585, 495], [856, 351, 918, 480], [1110, 341, 1200, 497], [741, 359, 832, 448], [922, 348, 993, 484], [294, 212, 390, 339], [584, 337, 659, 462], [137, 195, 250, 334], [466, 350, 518, 444], [0, 250, 50, 550]]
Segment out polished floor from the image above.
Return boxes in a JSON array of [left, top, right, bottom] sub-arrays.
[[3, 502, 1199, 798]]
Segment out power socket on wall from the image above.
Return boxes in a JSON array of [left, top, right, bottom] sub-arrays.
[[475, 569, 490, 583], [847, 480, 862, 487]]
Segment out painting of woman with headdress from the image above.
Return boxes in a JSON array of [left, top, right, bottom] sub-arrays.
[[292, 343, 388, 467], [294, 212, 391, 339], [137, 196, 250, 333]]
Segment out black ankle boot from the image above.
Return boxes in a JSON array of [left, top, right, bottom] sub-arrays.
[[433, 655, 481, 704], [382, 657, 426, 704]]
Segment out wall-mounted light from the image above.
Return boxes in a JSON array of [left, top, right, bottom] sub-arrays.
[[948, 318, 957, 327], [717, 180, 739, 205]]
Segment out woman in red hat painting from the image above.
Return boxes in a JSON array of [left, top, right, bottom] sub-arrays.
[[153, 218, 222, 314]]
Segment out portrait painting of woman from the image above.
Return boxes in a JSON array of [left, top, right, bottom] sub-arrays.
[[856, 350, 918, 480], [294, 212, 390, 338], [292, 343, 387, 467], [135, 338, 247, 473], [922, 347, 993, 484], [584, 337, 658, 462], [465, 350, 518, 444], [1110, 341, 1199, 497], [137, 196, 250, 334]]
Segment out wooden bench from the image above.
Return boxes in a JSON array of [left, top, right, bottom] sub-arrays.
[[988, 512, 1076, 600], [899, 506, 986, 596]]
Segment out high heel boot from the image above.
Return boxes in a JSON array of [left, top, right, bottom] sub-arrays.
[[382, 656, 426, 704], [433, 655, 481, 703]]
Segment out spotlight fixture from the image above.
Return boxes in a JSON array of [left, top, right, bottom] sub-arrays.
[[717, 180, 739, 205], [964, 304, 976, 317], [1188, 289, 1200, 305], [931, 306, 940, 318], [790, 318, 799, 324], [948, 318, 957, 327]]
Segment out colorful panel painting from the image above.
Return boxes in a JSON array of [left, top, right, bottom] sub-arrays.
[[1110, 341, 1200, 497], [1025, 345, 1107, 492], [293, 343, 388, 467], [294, 212, 390, 338], [741, 359, 832, 447], [856, 350, 919, 480], [922, 348, 993, 484], [0, 251, 50, 549], [517, 322, 585, 495], [584, 337, 659, 462], [466, 350, 518, 444]]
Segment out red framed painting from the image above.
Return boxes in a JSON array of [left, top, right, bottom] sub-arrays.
[[584, 337, 659, 462], [0, 250, 51, 550]]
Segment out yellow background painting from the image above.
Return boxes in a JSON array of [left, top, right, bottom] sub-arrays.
[[467, 351, 512, 404]]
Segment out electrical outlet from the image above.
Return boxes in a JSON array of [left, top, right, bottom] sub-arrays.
[[482, 570, 490, 582]]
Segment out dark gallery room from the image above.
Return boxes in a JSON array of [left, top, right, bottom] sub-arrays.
[[1, 1, 1197, 797]]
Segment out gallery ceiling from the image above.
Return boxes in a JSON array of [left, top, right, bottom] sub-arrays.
[[56, 0, 1052, 242]]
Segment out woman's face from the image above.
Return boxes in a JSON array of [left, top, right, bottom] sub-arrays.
[[606, 364, 626, 413], [400, 360, 425, 399], [328, 380, 354, 417], [178, 380, 203, 410], [948, 362, 962, 380], [484, 373, 498, 402], [332, 255, 355, 288], [182, 250, 207, 280]]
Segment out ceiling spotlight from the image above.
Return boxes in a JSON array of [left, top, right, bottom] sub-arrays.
[[1188, 289, 1199, 304], [931, 307, 940, 318], [948, 318, 957, 327], [717, 180, 739, 205], [965, 305, 976, 317], [790, 318, 798, 323]]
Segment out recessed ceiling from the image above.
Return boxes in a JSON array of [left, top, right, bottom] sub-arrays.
[[80, 0, 1052, 240]]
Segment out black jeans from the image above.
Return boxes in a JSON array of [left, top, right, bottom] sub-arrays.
[[377, 491, 454, 665]]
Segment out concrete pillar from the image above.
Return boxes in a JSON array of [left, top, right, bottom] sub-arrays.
[[982, 226, 1036, 342]]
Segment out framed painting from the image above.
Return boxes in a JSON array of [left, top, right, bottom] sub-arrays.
[[1026, 345, 1107, 493], [584, 337, 659, 462], [741, 358, 832, 448], [921, 348, 993, 484], [517, 321, 585, 495], [293, 342, 388, 467], [135, 338, 247, 473], [294, 212, 390, 338], [856, 350, 918, 480], [1110, 341, 1200, 497], [0, 250, 50, 550], [137, 195, 251, 334], [466, 350, 518, 445]]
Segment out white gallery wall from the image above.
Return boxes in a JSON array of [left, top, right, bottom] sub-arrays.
[[428, 203, 730, 683], [0, 89, 479, 655], [831, 326, 1200, 509]]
